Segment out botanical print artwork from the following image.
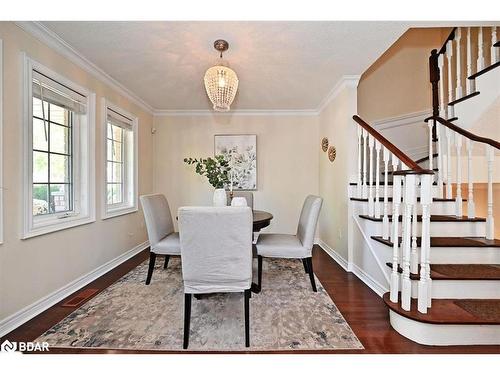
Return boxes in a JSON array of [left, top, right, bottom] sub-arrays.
[[36, 258, 363, 352], [214, 135, 257, 190]]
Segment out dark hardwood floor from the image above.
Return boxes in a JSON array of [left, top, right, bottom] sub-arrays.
[[2, 245, 499, 354]]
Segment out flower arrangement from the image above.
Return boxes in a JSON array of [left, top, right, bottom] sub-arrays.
[[184, 155, 230, 189]]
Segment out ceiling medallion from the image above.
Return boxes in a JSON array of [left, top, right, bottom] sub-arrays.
[[328, 145, 337, 162], [204, 39, 239, 112], [321, 137, 329, 152]]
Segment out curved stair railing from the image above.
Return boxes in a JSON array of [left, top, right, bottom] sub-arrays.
[[353, 115, 435, 313]]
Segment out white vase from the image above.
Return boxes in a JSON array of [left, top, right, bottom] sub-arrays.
[[213, 188, 227, 207]]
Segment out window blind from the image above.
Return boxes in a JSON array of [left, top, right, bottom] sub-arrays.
[[107, 108, 133, 130]]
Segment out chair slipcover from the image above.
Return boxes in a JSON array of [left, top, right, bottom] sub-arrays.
[[256, 195, 322, 258], [140, 194, 180, 255], [178, 206, 253, 294]]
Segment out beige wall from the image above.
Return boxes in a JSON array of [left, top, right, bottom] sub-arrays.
[[0, 22, 154, 321], [357, 28, 448, 123], [318, 83, 358, 261], [153, 114, 319, 234]]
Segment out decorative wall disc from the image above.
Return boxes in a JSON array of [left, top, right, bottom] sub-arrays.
[[321, 137, 329, 152], [328, 145, 337, 162]]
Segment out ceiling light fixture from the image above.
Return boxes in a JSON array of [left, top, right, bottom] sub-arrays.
[[204, 39, 239, 112]]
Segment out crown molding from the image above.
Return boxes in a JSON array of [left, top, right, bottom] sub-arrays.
[[154, 108, 319, 117], [15, 21, 154, 114], [315, 75, 360, 113]]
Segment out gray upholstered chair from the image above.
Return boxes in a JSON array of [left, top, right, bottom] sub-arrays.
[[178, 206, 253, 349], [140, 194, 180, 285], [226, 191, 254, 209], [254, 195, 323, 292]]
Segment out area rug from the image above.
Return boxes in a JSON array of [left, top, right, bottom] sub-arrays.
[[36, 257, 363, 351]]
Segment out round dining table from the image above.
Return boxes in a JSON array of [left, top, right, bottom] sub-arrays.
[[252, 210, 273, 232]]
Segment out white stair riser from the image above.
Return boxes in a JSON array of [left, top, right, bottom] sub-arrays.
[[355, 201, 456, 216], [372, 240, 500, 265], [409, 279, 500, 299], [357, 217, 485, 237], [389, 311, 500, 346], [349, 185, 442, 198]]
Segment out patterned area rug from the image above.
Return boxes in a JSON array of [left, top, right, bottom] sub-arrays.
[[36, 257, 363, 351]]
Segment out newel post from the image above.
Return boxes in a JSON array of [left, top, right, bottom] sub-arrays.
[[429, 49, 440, 140]]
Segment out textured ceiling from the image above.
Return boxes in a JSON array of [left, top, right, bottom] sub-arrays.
[[41, 21, 412, 111]]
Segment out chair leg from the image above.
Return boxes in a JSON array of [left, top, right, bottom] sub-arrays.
[[244, 289, 251, 347], [145, 252, 157, 285], [306, 257, 317, 292], [251, 255, 263, 294], [183, 293, 192, 349], [163, 255, 170, 269], [302, 258, 309, 273]]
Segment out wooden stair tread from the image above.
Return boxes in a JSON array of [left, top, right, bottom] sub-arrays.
[[349, 181, 438, 186], [372, 235, 500, 248], [385, 262, 500, 280], [448, 91, 480, 106], [468, 61, 500, 80], [359, 214, 486, 223], [383, 293, 500, 325], [351, 197, 458, 202]]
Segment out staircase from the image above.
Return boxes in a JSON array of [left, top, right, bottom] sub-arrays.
[[348, 26, 500, 346]]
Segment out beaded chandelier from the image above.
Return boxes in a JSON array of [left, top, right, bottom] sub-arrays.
[[204, 39, 239, 112]]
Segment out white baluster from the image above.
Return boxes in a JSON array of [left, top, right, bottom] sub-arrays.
[[410, 196, 418, 275], [436, 122, 444, 198], [438, 54, 447, 118], [491, 27, 499, 64], [390, 174, 403, 303], [368, 135, 375, 216], [357, 126, 362, 197], [455, 133, 463, 217], [477, 27, 485, 71], [466, 27, 475, 94], [446, 127, 453, 199], [401, 174, 416, 311], [375, 141, 381, 218], [382, 148, 390, 239], [389, 154, 399, 242], [466, 139, 476, 218], [362, 129, 368, 199], [418, 173, 433, 313], [446, 40, 455, 118], [427, 121, 434, 172], [455, 28, 463, 99], [486, 145, 495, 240]]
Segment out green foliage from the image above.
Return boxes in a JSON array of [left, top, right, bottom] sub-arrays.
[[184, 155, 230, 189]]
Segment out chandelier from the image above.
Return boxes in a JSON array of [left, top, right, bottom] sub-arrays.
[[204, 39, 239, 112]]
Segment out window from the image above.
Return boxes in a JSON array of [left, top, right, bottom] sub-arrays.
[[23, 56, 95, 238], [102, 101, 138, 219]]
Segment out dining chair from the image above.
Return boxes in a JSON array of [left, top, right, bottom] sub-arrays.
[[140, 194, 180, 285], [254, 195, 323, 293], [178, 206, 253, 349], [226, 191, 254, 209]]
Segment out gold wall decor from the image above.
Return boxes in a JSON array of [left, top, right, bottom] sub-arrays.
[[321, 137, 329, 152], [328, 145, 337, 162]]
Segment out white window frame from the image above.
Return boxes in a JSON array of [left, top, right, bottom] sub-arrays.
[[0, 39, 3, 244], [22, 55, 96, 239], [101, 99, 138, 219]]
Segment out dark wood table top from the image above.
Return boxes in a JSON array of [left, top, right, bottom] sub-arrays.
[[253, 210, 273, 232]]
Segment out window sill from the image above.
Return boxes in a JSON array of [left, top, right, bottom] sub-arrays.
[[102, 206, 138, 220], [22, 215, 96, 239]]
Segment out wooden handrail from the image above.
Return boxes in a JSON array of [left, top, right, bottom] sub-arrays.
[[353, 115, 425, 172], [427, 116, 500, 150], [437, 27, 456, 55]]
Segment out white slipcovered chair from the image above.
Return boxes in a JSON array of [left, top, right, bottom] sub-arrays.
[[254, 195, 323, 293], [140, 194, 180, 285], [178, 206, 253, 349], [226, 191, 254, 209]]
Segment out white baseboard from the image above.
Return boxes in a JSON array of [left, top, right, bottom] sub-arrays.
[[315, 239, 387, 297], [350, 263, 387, 297], [315, 239, 349, 271], [0, 240, 149, 338]]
